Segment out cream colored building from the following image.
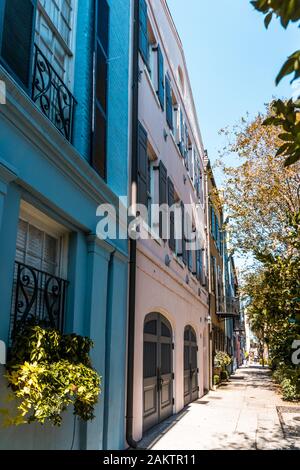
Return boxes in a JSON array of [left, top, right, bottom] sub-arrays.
[[129, 0, 210, 442]]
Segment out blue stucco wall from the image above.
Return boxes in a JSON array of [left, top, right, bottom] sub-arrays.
[[0, 0, 131, 451], [106, 0, 130, 198]]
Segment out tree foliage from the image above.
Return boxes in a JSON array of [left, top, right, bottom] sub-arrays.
[[217, 108, 300, 257], [242, 212, 300, 399], [251, 0, 300, 166]]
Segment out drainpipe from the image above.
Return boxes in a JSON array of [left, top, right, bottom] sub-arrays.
[[204, 154, 213, 390], [126, 0, 139, 449]]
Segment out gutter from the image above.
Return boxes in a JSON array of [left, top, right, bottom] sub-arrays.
[[126, 0, 139, 449]]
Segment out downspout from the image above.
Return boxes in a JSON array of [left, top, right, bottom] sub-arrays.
[[126, 0, 139, 449], [204, 155, 213, 390]]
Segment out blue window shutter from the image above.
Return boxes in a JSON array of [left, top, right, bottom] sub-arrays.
[[159, 160, 167, 239], [157, 44, 164, 109], [0, 0, 37, 91], [168, 177, 175, 252], [139, 0, 149, 64], [165, 75, 173, 130], [137, 122, 149, 208], [92, 0, 110, 180]]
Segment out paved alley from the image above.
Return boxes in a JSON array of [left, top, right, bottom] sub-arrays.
[[140, 367, 300, 450]]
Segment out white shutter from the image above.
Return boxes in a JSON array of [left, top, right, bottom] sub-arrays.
[[15, 220, 28, 263]]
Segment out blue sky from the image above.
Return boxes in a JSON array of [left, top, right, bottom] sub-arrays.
[[167, 0, 299, 184]]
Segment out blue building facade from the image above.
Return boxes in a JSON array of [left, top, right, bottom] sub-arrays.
[[0, 0, 131, 450]]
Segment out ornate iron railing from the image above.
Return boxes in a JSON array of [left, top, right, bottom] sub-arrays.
[[216, 296, 240, 318], [10, 261, 68, 342], [32, 45, 76, 142]]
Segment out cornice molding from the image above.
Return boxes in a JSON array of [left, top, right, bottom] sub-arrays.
[[0, 67, 125, 214]]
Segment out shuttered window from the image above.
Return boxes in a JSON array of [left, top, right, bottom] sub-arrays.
[[16, 219, 60, 276], [157, 44, 164, 110], [35, 0, 75, 85], [165, 75, 173, 130], [137, 122, 149, 209], [181, 202, 187, 265], [159, 160, 167, 240], [0, 0, 36, 90], [196, 250, 203, 283], [168, 177, 175, 252], [139, 0, 148, 64], [91, 0, 110, 180]]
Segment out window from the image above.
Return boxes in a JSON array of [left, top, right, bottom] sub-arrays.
[[16, 220, 60, 276], [35, 0, 75, 85], [147, 145, 158, 232], [211, 256, 216, 293], [156, 44, 164, 109], [195, 160, 204, 205], [165, 75, 173, 130], [10, 202, 69, 339], [188, 142, 194, 181], [196, 249, 203, 282], [91, 0, 110, 180], [139, 0, 149, 65]]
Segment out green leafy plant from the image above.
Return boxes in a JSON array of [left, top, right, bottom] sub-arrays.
[[251, 0, 300, 166], [264, 99, 300, 167], [213, 375, 220, 386], [4, 325, 101, 426], [220, 370, 229, 382], [214, 351, 232, 370], [281, 377, 300, 401]]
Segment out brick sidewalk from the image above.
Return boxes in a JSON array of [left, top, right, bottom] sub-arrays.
[[141, 366, 300, 450]]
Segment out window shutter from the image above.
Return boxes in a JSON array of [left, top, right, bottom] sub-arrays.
[[139, 0, 148, 64], [0, 0, 36, 90], [91, 0, 110, 180], [211, 206, 215, 239], [178, 109, 185, 157], [157, 44, 164, 109], [159, 160, 167, 239], [181, 201, 187, 265], [196, 250, 203, 282], [165, 76, 173, 130], [168, 177, 175, 252], [137, 122, 149, 208]]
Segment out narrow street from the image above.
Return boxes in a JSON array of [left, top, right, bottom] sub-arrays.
[[141, 367, 300, 450]]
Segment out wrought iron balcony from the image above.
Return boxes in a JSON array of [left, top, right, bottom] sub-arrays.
[[217, 296, 240, 319], [32, 45, 76, 142], [10, 261, 68, 342]]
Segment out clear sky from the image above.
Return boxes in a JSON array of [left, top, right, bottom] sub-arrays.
[[167, 0, 299, 185]]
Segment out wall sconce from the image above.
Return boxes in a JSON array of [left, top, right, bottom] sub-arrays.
[[205, 315, 212, 325]]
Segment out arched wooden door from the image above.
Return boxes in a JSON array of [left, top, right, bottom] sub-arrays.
[[143, 313, 173, 432], [184, 326, 199, 406]]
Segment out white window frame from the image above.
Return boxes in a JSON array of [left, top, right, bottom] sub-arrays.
[[18, 201, 69, 279], [35, 0, 78, 90]]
